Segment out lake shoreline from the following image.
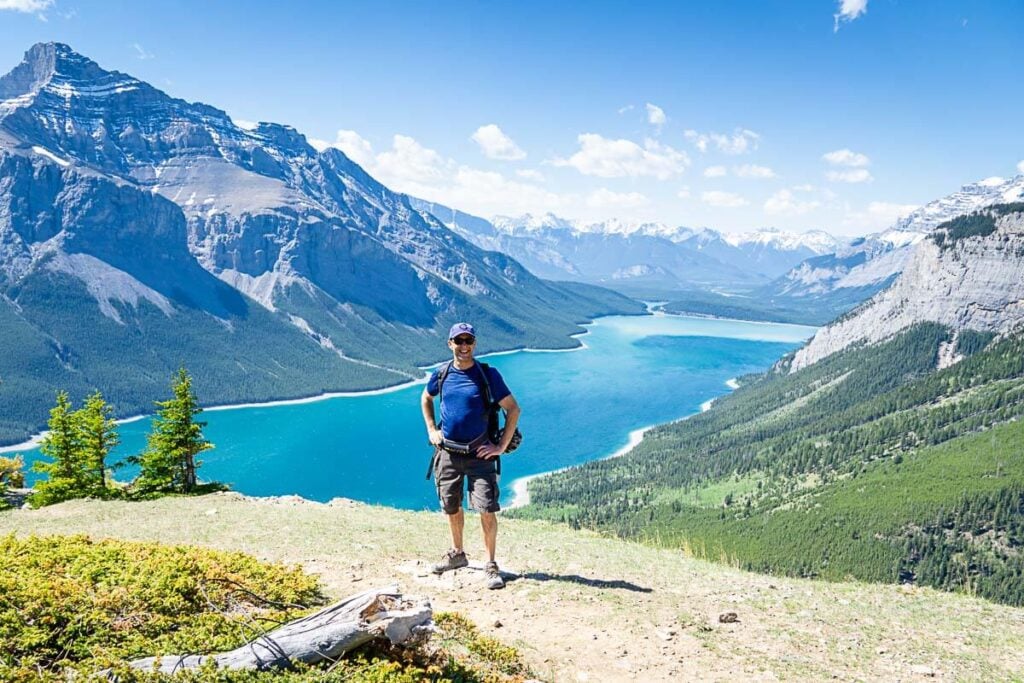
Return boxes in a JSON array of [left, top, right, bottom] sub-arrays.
[[506, 376, 736, 510], [0, 329, 594, 455]]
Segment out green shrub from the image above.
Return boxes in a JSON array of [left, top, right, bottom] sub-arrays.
[[0, 535, 530, 682]]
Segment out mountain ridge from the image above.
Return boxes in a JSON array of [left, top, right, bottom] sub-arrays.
[[411, 198, 845, 291], [0, 42, 641, 445]]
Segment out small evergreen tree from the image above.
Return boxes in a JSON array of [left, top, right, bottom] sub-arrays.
[[77, 391, 120, 497], [134, 369, 212, 494], [30, 392, 85, 506]]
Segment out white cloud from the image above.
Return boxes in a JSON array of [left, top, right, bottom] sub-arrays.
[[685, 128, 760, 155], [734, 164, 776, 179], [0, 0, 53, 12], [471, 124, 526, 161], [329, 129, 377, 169], [586, 188, 649, 210], [843, 201, 919, 231], [552, 133, 689, 179], [441, 167, 566, 217], [703, 165, 727, 178], [866, 201, 918, 223], [376, 134, 451, 184], [793, 184, 816, 192], [516, 169, 545, 182], [834, 0, 868, 32], [1017, 160, 1024, 174], [823, 148, 870, 167], [131, 42, 154, 60], [701, 190, 749, 208], [827, 169, 873, 183], [617, 104, 635, 115], [646, 103, 667, 128], [320, 129, 567, 218], [677, 186, 691, 199], [764, 189, 821, 216]]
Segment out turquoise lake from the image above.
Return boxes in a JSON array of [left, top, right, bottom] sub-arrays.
[[15, 314, 815, 510]]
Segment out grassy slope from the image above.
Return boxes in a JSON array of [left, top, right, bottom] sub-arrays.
[[3, 495, 1023, 682]]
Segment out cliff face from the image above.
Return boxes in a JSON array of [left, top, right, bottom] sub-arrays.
[[790, 208, 1024, 371]]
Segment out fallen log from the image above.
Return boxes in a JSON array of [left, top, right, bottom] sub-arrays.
[[128, 585, 432, 674]]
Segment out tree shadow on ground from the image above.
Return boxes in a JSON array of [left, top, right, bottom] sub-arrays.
[[510, 572, 652, 593]]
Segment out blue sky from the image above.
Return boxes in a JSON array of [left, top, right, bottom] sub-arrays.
[[1, 0, 1022, 235]]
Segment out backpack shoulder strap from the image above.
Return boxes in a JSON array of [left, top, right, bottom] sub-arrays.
[[436, 360, 454, 403], [477, 362, 494, 409]]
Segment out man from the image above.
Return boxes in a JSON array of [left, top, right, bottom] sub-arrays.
[[421, 322, 521, 589]]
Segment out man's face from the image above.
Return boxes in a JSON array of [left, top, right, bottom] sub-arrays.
[[448, 334, 476, 362]]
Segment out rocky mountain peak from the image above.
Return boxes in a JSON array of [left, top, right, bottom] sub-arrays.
[[0, 43, 126, 101], [250, 122, 316, 158]]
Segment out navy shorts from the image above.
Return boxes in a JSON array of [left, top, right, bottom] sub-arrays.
[[434, 448, 500, 514]]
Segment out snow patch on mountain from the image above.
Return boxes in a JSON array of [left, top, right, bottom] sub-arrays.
[[30, 145, 69, 167]]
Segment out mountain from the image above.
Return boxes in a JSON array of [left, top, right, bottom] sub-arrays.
[[658, 176, 1024, 326], [516, 205, 1024, 607], [767, 175, 1024, 302], [0, 43, 641, 445], [409, 199, 845, 292], [790, 203, 1024, 371]]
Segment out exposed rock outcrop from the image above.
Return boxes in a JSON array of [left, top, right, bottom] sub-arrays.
[[790, 208, 1024, 371]]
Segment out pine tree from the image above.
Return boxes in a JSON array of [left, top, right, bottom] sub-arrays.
[[77, 391, 120, 496], [30, 391, 85, 506], [133, 369, 212, 493]]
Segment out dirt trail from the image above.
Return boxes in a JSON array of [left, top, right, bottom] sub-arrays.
[[4, 493, 1024, 682]]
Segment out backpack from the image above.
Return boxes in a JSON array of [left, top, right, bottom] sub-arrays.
[[433, 361, 522, 468]]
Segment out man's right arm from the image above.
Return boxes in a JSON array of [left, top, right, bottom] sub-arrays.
[[421, 389, 443, 446]]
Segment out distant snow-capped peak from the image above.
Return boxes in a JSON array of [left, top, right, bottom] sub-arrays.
[[721, 228, 841, 254], [488, 212, 842, 253], [891, 174, 1024, 234], [491, 213, 574, 234]]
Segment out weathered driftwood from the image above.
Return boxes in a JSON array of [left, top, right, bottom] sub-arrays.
[[128, 585, 432, 674]]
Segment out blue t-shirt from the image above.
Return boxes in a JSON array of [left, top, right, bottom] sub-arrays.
[[427, 362, 511, 442]]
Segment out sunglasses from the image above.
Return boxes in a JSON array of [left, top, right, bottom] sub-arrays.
[[451, 336, 476, 345]]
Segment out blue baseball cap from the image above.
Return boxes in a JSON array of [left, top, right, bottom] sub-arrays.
[[448, 322, 476, 339]]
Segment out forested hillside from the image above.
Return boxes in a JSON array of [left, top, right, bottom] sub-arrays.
[[515, 322, 1024, 605]]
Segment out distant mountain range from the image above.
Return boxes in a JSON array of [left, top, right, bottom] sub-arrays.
[[410, 198, 845, 292], [767, 175, 1024, 302], [0, 43, 640, 444], [518, 203, 1024, 606]]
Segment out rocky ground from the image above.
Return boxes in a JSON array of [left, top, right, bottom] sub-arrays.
[[3, 492, 1024, 682]]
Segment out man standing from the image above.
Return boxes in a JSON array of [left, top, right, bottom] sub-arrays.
[[421, 322, 521, 589]]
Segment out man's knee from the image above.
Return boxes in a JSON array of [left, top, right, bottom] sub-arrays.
[[442, 502, 463, 516]]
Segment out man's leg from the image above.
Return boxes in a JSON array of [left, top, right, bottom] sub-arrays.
[[447, 507, 466, 551], [480, 511, 497, 562], [432, 452, 469, 574]]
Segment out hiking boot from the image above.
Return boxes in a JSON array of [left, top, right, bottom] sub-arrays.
[[484, 561, 505, 589], [432, 548, 468, 575]]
